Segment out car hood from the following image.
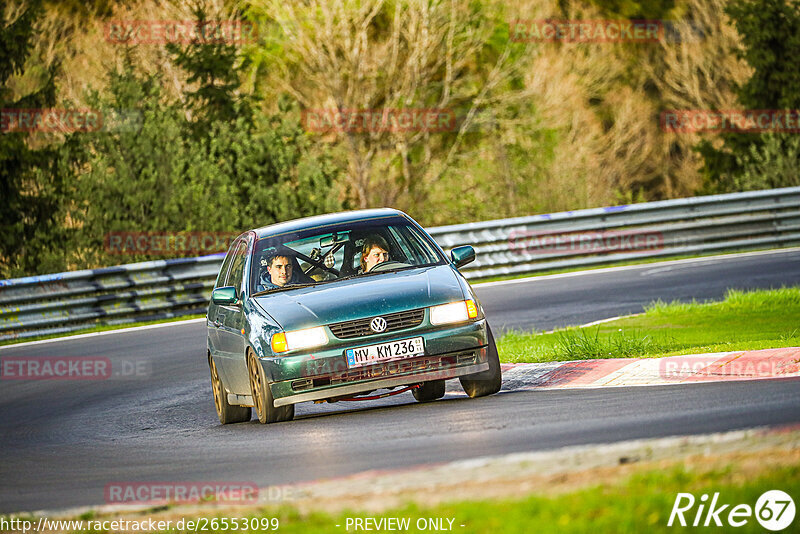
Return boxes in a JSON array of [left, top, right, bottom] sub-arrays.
[[253, 265, 464, 329]]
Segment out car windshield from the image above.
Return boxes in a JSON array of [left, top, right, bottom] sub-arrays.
[[250, 217, 445, 294]]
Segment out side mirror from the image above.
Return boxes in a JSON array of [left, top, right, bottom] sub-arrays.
[[450, 245, 476, 269], [211, 286, 238, 305]]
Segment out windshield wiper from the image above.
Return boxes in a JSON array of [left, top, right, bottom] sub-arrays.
[[251, 282, 318, 297], [334, 274, 361, 283]]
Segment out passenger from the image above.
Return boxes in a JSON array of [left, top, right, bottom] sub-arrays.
[[258, 254, 294, 291], [360, 235, 390, 273]]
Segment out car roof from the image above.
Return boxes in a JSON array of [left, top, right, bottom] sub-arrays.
[[250, 208, 410, 239]]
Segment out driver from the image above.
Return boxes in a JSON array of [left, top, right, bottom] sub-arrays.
[[360, 235, 390, 273], [257, 254, 294, 291]]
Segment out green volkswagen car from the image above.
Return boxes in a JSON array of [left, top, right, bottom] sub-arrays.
[[207, 209, 501, 424]]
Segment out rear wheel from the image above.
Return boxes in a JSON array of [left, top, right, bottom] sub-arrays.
[[459, 324, 502, 398], [412, 380, 446, 402], [247, 350, 294, 424], [209, 356, 251, 424]]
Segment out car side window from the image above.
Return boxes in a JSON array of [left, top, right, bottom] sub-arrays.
[[387, 226, 414, 262], [225, 240, 249, 295], [404, 225, 440, 264], [215, 242, 238, 289]]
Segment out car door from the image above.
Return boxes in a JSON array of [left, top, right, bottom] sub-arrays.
[[216, 236, 252, 394], [208, 242, 238, 362]]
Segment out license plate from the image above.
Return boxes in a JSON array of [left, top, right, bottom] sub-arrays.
[[346, 337, 425, 368]]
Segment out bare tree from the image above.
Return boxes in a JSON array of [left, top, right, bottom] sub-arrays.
[[248, 0, 536, 209]]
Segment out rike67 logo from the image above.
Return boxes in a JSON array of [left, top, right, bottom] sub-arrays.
[[668, 490, 795, 531]]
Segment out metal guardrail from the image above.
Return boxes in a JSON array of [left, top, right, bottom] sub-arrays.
[[0, 256, 224, 342], [2, 187, 799, 341]]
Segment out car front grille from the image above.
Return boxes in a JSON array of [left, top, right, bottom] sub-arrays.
[[290, 350, 478, 391], [328, 308, 425, 339]]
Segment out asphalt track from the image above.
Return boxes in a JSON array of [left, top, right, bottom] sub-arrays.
[[1, 249, 800, 513]]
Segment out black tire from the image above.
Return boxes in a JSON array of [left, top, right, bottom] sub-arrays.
[[247, 350, 294, 424], [412, 379, 446, 402], [209, 356, 251, 424], [459, 324, 502, 398]]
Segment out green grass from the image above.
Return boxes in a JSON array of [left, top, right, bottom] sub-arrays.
[[145, 458, 798, 533], [11, 453, 792, 533], [498, 287, 800, 363], [6, 454, 797, 534], [301, 465, 795, 533]]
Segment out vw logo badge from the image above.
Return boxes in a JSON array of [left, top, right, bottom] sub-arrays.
[[370, 316, 387, 333]]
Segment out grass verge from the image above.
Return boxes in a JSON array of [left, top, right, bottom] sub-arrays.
[[263, 461, 799, 533], [16, 445, 796, 534], [498, 286, 800, 363]]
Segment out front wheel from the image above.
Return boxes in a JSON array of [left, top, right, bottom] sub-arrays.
[[247, 350, 294, 424], [459, 324, 502, 398], [209, 356, 251, 424], [412, 380, 446, 402]]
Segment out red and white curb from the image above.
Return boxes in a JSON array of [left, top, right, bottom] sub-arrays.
[[492, 347, 800, 391]]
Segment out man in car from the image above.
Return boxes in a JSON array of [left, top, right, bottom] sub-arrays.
[[258, 254, 294, 291], [360, 235, 391, 273]]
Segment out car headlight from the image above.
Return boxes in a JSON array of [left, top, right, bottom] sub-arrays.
[[271, 326, 328, 353], [429, 300, 478, 325]]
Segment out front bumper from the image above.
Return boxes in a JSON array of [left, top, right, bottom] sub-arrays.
[[272, 353, 487, 407], [261, 319, 488, 407]]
